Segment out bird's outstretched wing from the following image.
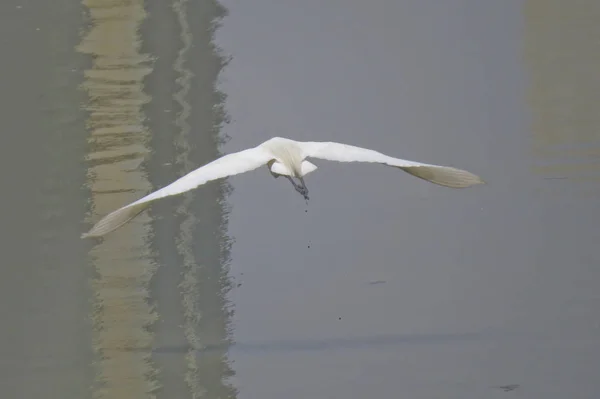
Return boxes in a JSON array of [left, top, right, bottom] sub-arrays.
[[300, 141, 484, 188], [82, 147, 274, 238]]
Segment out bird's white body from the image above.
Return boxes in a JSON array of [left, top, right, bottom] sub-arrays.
[[262, 137, 319, 177], [82, 137, 484, 238]]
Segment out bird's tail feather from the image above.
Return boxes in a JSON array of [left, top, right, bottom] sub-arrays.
[[81, 202, 150, 238], [399, 166, 484, 188]]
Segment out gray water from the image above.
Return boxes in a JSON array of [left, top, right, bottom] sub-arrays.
[[0, 0, 599, 398]]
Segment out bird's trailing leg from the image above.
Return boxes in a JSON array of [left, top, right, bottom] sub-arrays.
[[285, 176, 310, 201]]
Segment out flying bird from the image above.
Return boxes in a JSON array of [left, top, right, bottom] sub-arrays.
[[82, 137, 484, 238]]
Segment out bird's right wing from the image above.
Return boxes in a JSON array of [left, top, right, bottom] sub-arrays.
[[300, 141, 484, 188], [82, 146, 274, 238]]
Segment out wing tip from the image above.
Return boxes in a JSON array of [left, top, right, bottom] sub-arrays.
[[400, 165, 485, 188], [80, 225, 108, 239], [80, 230, 101, 239], [438, 169, 486, 188], [452, 172, 486, 188], [81, 203, 149, 239]]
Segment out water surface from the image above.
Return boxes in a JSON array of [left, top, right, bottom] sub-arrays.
[[0, 0, 599, 398]]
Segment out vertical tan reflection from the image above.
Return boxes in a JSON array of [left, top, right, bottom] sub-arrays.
[[524, 0, 600, 181], [77, 0, 159, 398]]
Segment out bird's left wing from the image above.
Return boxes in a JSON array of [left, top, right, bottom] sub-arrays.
[[300, 141, 484, 188], [82, 146, 274, 238]]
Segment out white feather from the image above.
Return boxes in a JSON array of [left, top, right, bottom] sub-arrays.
[[82, 137, 484, 238], [82, 147, 273, 238], [301, 140, 484, 188]]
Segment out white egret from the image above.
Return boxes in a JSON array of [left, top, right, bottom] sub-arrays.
[[82, 137, 484, 238]]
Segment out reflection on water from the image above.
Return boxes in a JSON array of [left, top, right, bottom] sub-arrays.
[[525, 1, 600, 186], [152, 331, 497, 355], [79, 0, 236, 397], [78, 0, 158, 397], [0, 0, 93, 396], [164, 0, 237, 397]]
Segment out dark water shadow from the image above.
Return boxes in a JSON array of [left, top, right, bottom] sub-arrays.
[[140, 330, 509, 356], [140, 0, 236, 397]]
